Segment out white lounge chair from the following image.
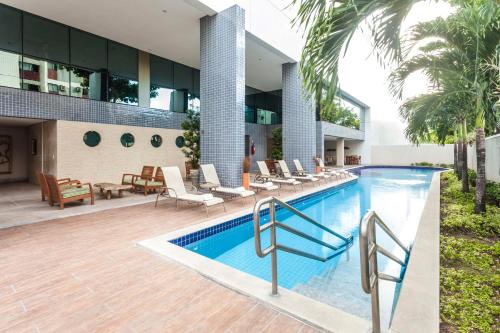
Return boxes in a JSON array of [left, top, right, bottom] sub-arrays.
[[200, 164, 256, 201], [277, 160, 319, 185], [293, 159, 331, 183], [316, 158, 349, 179], [155, 166, 225, 216], [256, 161, 303, 191], [250, 181, 280, 195]]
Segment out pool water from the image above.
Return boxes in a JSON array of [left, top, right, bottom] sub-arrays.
[[182, 167, 438, 328]]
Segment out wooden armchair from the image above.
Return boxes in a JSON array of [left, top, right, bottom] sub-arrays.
[[133, 167, 165, 196], [122, 166, 155, 189], [45, 174, 94, 209], [36, 172, 80, 205]]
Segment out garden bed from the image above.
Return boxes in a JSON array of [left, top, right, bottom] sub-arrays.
[[440, 172, 499, 333]]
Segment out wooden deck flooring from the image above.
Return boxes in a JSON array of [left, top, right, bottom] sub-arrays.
[[0, 186, 326, 333]]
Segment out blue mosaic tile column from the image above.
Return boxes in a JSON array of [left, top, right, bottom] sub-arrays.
[[200, 5, 245, 187], [282, 63, 316, 173]]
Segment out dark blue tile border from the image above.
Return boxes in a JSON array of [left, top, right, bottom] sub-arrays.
[[169, 165, 445, 248], [348, 165, 445, 176], [169, 179, 357, 247]]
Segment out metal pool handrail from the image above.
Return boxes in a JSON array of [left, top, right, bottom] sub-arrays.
[[359, 210, 411, 333], [253, 196, 353, 295]]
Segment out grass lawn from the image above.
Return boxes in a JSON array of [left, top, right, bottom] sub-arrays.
[[440, 172, 499, 333]]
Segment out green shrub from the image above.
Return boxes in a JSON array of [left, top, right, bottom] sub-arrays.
[[442, 204, 500, 237], [414, 161, 434, 166], [467, 169, 477, 187], [485, 181, 500, 206], [440, 236, 494, 272], [440, 268, 498, 333]]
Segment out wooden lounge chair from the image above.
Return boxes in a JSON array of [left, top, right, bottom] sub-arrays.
[[200, 164, 256, 201], [122, 165, 155, 187], [293, 159, 331, 183], [134, 167, 165, 196], [156, 166, 225, 216], [45, 174, 94, 209], [255, 161, 303, 191], [277, 160, 319, 185], [36, 172, 76, 203]]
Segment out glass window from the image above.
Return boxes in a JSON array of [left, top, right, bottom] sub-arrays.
[[68, 67, 106, 100], [120, 133, 135, 147], [150, 55, 175, 111], [150, 55, 173, 88], [150, 85, 174, 111], [0, 5, 22, 53], [175, 136, 185, 148], [23, 14, 69, 64], [108, 75, 138, 105], [21, 56, 70, 95], [83, 131, 101, 147], [0, 50, 22, 89], [245, 106, 256, 123], [70, 29, 107, 71], [173, 62, 192, 91], [108, 41, 137, 80], [189, 69, 200, 112], [151, 134, 162, 148], [172, 63, 193, 113]]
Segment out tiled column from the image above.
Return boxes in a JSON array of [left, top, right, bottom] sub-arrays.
[[200, 5, 245, 187], [316, 122, 324, 160], [336, 138, 345, 167], [282, 62, 316, 173]]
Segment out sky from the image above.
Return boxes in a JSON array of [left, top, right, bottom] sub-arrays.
[[337, 1, 454, 144]]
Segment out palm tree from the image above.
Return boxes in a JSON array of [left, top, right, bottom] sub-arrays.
[[389, 0, 499, 209], [292, 0, 421, 102]]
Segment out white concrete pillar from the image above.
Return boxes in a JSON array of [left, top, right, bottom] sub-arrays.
[[336, 138, 345, 167]]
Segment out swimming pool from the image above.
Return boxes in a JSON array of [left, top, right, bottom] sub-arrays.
[[168, 167, 441, 329]]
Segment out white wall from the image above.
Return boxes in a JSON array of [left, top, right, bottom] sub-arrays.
[[469, 134, 500, 182], [56, 121, 186, 184], [371, 144, 455, 166]]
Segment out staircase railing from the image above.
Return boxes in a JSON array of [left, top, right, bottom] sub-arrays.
[[359, 210, 410, 333], [253, 196, 353, 295]]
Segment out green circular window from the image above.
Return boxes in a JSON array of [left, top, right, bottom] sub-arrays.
[[151, 134, 162, 148], [175, 136, 185, 148], [83, 131, 101, 147], [120, 133, 135, 148]]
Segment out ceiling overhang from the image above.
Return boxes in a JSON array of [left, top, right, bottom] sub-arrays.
[[2, 0, 289, 91]]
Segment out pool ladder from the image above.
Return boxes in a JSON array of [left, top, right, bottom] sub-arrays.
[[360, 210, 411, 333], [252, 196, 353, 296]]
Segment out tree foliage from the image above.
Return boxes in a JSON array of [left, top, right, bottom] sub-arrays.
[[292, 0, 419, 107], [181, 109, 200, 169], [271, 127, 283, 160], [319, 101, 360, 129]]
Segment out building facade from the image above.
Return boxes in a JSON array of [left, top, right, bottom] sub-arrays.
[[0, 1, 369, 186]]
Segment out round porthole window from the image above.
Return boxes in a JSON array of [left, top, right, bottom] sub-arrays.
[[120, 133, 135, 148], [175, 136, 185, 148], [151, 134, 162, 148], [83, 131, 101, 147]]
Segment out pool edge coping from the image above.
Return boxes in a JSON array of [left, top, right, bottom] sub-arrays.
[[137, 167, 443, 333], [389, 171, 443, 333], [138, 176, 372, 333]]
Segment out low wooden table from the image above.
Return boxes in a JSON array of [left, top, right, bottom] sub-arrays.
[[94, 183, 133, 200]]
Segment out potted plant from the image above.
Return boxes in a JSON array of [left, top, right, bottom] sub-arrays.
[[181, 109, 200, 186], [242, 156, 251, 190], [314, 156, 322, 174]]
